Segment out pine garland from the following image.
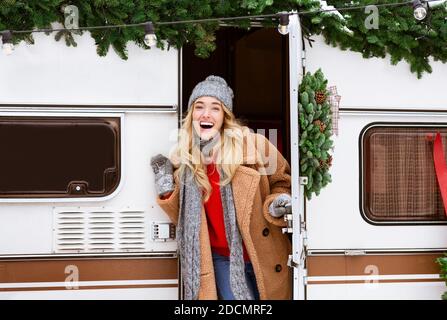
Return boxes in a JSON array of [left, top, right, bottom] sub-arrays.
[[438, 255, 447, 300], [1, 1, 447, 77], [313, 0, 447, 78], [298, 69, 333, 200]]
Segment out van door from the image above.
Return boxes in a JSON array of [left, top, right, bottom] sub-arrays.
[[288, 13, 307, 300]]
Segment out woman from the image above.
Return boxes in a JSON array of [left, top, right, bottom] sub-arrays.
[[151, 75, 292, 300]]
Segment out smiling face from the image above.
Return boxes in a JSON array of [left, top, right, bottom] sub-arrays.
[[192, 96, 225, 140]]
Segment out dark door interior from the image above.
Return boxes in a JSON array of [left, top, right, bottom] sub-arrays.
[[182, 27, 290, 162]]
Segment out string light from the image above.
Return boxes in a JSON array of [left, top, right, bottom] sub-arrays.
[[143, 22, 157, 47], [1, 30, 14, 55], [413, 0, 428, 20], [0, 0, 443, 56], [1, 0, 428, 35], [277, 12, 290, 35]]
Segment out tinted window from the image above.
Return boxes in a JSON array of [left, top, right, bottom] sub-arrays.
[[362, 125, 447, 223], [0, 117, 120, 198]]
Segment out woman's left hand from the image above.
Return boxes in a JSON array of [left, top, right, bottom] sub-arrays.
[[268, 193, 292, 218]]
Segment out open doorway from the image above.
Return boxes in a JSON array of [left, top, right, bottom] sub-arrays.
[[182, 27, 290, 162]]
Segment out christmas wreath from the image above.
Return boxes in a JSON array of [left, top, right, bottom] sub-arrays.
[[298, 69, 335, 200]]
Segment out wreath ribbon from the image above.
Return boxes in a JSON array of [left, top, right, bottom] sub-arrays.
[[433, 132, 447, 217]]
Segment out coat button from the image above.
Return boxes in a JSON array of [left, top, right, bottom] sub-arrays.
[[262, 227, 269, 237], [275, 264, 282, 272]]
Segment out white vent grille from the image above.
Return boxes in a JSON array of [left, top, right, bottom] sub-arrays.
[[55, 210, 85, 252], [53, 208, 147, 253], [119, 210, 146, 250]]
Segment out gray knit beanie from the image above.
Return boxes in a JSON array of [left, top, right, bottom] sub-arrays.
[[187, 75, 234, 111]]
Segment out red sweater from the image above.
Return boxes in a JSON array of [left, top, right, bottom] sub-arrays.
[[204, 164, 250, 262]]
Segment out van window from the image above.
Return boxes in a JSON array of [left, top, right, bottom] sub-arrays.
[[361, 124, 447, 223], [0, 117, 120, 198]]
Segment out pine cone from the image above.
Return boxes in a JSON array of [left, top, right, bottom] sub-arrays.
[[326, 155, 333, 167], [315, 91, 327, 104], [320, 123, 327, 133], [318, 159, 325, 169], [313, 120, 326, 133]]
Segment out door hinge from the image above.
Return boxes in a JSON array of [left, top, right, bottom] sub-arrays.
[[282, 176, 307, 235], [288, 246, 307, 268], [302, 233, 308, 247], [281, 204, 293, 234], [287, 254, 299, 268]]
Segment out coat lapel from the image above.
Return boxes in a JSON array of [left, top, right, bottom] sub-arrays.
[[231, 165, 261, 234]]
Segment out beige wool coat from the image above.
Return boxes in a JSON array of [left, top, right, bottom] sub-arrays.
[[156, 129, 292, 300]]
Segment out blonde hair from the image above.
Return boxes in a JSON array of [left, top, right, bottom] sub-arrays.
[[172, 103, 245, 201]]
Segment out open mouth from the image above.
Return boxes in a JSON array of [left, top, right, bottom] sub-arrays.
[[199, 121, 214, 129]]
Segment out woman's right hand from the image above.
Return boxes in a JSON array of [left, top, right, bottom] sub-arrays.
[[150, 154, 174, 197]]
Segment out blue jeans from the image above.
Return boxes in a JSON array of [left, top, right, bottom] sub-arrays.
[[212, 252, 260, 300]]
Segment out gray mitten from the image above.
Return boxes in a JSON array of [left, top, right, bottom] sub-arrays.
[[150, 154, 174, 197], [268, 193, 292, 218]]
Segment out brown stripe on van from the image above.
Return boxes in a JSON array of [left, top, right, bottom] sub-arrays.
[[307, 279, 444, 285], [0, 257, 177, 284], [307, 254, 443, 277], [0, 284, 178, 292]]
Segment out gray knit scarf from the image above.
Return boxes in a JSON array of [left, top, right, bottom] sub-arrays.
[[176, 134, 253, 300]]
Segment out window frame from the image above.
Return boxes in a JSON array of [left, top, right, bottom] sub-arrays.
[[359, 122, 447, 226], [0, 114, 123, 202]]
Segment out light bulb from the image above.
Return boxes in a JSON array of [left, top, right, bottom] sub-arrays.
[[144, 33, 157, 47], [2, 42, 14, 55], [414, 6, 427, 20], [143, 22, 157, 47], [1, 30, 14, 55], [277, 24, 289, 35], [413, 0, 428, 20], [277, 12, 289, 36]]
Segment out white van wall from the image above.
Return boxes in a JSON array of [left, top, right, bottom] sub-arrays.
[[305, 35, 447, 110], [0, 32, 177, 106], [303, 36, 447, 300], [0, 33, 178, 256], [305, 36, 447, 251]]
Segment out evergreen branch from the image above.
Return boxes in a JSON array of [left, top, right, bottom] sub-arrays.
[[0, 1, 446, 76]]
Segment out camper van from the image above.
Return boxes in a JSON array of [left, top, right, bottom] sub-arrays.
[[0, 13, 446, 300]]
